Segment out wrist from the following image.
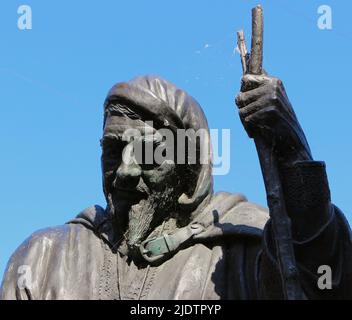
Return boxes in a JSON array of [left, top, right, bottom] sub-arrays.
[[277, 146, 313, 167]]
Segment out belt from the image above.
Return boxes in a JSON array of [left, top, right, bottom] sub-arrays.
[[139, 223, 204, 262]]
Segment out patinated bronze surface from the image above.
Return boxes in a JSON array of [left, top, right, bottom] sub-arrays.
[[0, 73, 351, 299]]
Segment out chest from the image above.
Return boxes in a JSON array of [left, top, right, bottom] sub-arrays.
[[105, 244, 226, 300]]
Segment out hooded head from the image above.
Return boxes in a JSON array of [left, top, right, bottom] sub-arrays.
[[101, 75, 213, 254]]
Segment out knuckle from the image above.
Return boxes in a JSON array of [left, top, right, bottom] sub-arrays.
[[273, 78, 283, 89], [267, 83, 280, 101], [244, 115, 252, 124], [239, 106, 249, 117], [235, 93, 242, 105], [266, 105, 277, 114], [271, 92, 279, 103], [240, 77, 248, 87], [239, 109, 245, 118], [272, 81, 279, 91]]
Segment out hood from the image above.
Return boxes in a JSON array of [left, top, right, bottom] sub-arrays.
[[104, 75, 213, 213]]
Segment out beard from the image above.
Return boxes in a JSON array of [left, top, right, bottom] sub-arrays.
[[107, 186, 176, 259]]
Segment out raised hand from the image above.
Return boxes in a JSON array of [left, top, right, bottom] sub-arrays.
[[235, 73, 313, 166]]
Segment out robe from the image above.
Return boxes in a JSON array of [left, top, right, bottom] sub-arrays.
[[1, 191, 351, 300]]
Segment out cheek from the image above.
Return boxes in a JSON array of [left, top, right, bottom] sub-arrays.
[[142, 161, 177, 189], [101, 162, 116, 191], [101, 154, 122, 181]]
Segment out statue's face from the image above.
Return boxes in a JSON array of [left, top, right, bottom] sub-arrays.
[[101, 112, 183, 251], [102, 114, 180, 203]]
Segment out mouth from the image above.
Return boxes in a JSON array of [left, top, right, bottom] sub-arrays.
[[114, 187, 148, 201]]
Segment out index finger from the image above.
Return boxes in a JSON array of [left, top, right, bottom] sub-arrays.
[[240, 74, 271, 92]]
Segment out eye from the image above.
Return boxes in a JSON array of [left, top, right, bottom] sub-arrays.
[[140, 163, 159, 171], [135, 139, 162, 170], [102, 139, 124, 163], [106, 147, 119, 159]]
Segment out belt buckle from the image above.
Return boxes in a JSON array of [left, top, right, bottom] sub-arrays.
[[139, 236, 166, 263]]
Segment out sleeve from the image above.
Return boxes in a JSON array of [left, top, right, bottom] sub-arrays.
[[258, 160, 352, 299], [0, 238, 33, 300], [0, 227, 62, 300]]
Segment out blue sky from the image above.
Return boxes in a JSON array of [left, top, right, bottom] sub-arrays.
[[0, 0, 351, 279]]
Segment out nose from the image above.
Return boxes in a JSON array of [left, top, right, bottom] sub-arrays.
[[113, 143, 142, 190]]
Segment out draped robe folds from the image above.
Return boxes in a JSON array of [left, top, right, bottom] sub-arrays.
[[1, 191, 351, 300]]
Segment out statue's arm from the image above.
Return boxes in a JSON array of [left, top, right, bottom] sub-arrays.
[[259, 164, 352, 299], [236, 74, 352, 299], [0, 239, 31, 300]]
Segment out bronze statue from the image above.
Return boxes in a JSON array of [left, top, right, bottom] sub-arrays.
[[1, 6, 351, 300]]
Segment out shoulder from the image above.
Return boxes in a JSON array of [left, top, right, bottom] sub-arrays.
[[0, 205, 106, 300], [195, 192, 269, 242], [9, 204, 108, 266], [210, 191, 269, 229], [4, 224, 77, 268], [225, 198, 269, 230], [0, 225, 71, 299]]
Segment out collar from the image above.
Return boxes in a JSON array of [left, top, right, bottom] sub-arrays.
[[67, 192, 269, 264]]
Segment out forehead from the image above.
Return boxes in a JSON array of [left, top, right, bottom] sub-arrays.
[[103, 115, 157, 139]]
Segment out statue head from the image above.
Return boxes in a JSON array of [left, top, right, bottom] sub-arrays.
[[101, 75, 213, 256]]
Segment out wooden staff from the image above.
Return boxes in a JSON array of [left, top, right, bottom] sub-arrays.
[[236, 5, 304, 300]]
